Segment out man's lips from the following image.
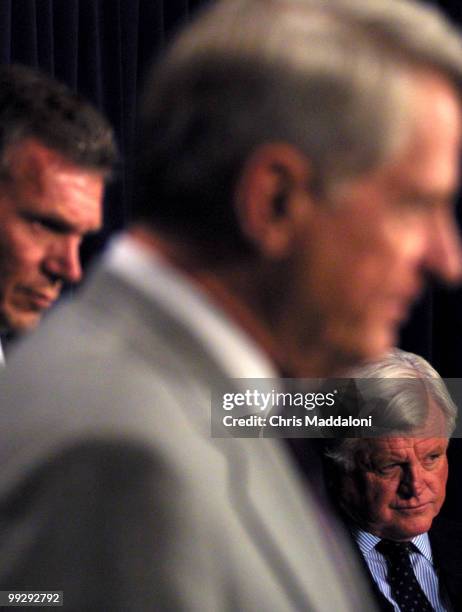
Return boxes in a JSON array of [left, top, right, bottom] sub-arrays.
[[22, 288, 59, 309], [393, 502, 431, 513]]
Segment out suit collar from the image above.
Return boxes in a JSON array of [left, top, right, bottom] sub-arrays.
[[346, 517, 461, 612], [76, 256, 378, 611], [79, 257, 314, 607], [352, 527, 433, 563], [103, 234, 276, 380]]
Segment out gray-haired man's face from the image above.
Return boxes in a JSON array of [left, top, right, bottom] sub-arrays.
[[287, 71, 462, 370], [338, 401, 449, 540]]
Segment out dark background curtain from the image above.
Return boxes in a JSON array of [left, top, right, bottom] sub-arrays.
[[0, 0, 460, 375], [2, 0, 462, 516], [0, 0, 211, 266]]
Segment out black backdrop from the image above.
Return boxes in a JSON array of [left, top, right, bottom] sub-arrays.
[[0, 0, 462, 368], [0, 0, 211, 265], [1, 0, 462, 520], [1, 0, 461, 375]]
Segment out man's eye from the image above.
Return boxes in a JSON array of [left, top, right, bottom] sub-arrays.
[[30, 219, 48, 230], [400, 198, 428, 209], [377, 463, 399, 474], [30, 218, 67, 234], [424, 453, 441, 464]]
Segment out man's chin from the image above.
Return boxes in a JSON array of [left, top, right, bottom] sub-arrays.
[[387, 517, 434, 541], [367, 320, 399, 356], [290, 319, 399, 377], [2, 309, 42, 334], [327, 325, 397, 374]]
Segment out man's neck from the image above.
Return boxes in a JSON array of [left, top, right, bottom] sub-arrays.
[[128, 225, 354, 377]]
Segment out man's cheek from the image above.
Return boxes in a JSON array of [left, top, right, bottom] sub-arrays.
[[367, 487, 390, 518]]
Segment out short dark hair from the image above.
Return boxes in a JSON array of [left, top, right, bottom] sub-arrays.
[[0, 64, 117, 176]]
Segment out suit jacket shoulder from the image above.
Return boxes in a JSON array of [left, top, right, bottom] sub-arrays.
[[0, 264, 377, 611], [346, 516, 462, 612], [430, 515, 462, 612]]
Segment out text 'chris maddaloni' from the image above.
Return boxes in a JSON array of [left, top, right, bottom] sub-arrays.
[[212, 387, 374, 437]]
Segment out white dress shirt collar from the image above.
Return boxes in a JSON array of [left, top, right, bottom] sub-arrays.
[[353, 526, 433, 563], [104, 233, 277, 381]]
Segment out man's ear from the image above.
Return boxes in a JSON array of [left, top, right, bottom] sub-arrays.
[[233, 143, 313, 258]]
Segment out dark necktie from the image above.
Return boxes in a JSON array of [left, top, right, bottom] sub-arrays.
[[376, 539, 434, 612]]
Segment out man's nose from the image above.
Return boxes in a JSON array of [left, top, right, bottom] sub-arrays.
[[398, 463, 426, 499], [425, 210, 462, 285], [44, 237, 83, 284]]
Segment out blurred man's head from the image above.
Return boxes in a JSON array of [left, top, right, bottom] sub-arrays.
[[326, 350, 456, 540], [134, 0, 462, 375], [0, 64, 117, 333]]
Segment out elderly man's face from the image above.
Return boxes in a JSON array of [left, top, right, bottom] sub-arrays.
[[0, 139, 104, 332], [339, 402, 449, 540], [289, 71, 462, 370]]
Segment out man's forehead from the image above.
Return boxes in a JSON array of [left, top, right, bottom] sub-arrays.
[[5, 139, 65, 179], [362, 434, 448, 459], [3, 138, 104, 233], [4, 138, 106, 190], [340, 70, 461, 196]]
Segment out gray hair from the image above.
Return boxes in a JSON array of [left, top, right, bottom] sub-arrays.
[[134, 0, 462, 252], [325, 349, 457, 471]]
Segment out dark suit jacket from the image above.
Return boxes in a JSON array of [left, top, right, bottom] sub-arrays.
[[290, 442, 462, 612], [351, 515, 462, 612]]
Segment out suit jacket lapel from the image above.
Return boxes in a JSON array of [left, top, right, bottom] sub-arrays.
[[430, 516, 462, 612], [346, 531, 394, 612], [80, 265, 319, 607], [80, 264, 379, 611]]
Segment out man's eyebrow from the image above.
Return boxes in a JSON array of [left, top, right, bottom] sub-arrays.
[[22, 211, 100, 235], [398, 187, 457, 205], [375, 455, 402, 463], [374, 449, 407, 461], [421, 441, 447, 451]]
